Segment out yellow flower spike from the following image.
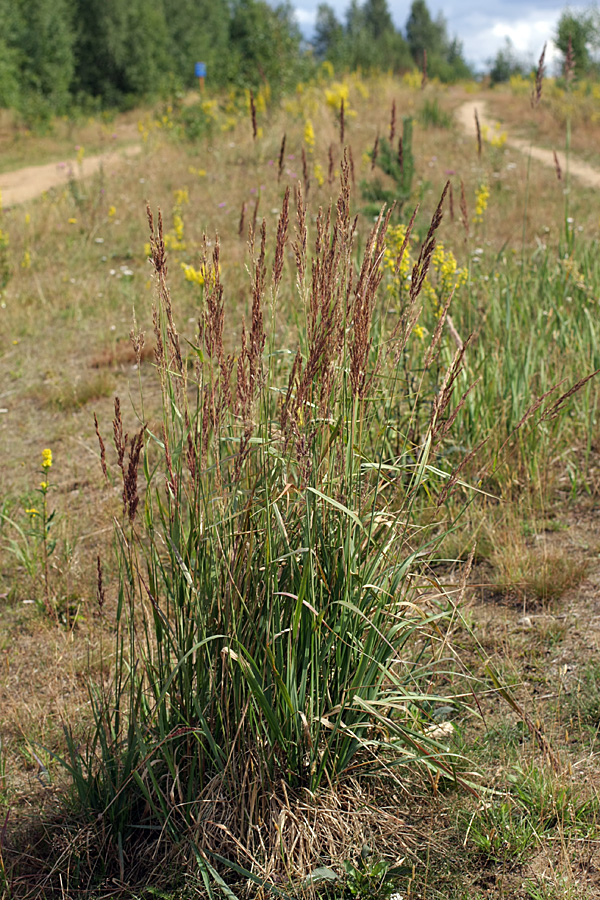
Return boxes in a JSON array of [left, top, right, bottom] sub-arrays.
[[173, 188, 189, 206], [304, 119, 315, 152], [108, 205, 116, 218], [40, 481, 48, 490], [41, 448, 52, 469], [473, 184, 490, 224]]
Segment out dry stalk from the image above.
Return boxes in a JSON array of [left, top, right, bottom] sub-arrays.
[[339, 97, 345, 144], [389, 99, 396, 142]]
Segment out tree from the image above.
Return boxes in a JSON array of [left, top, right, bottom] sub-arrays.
[[363, 0, 394, 40], [163, 0, 231, 89], [314, 4, 345, 61], [555, 8, 599, 77], [489, 38, 525, 85], [0, 0, 75, 113], [72, 0, 171, 105], [228, 0, 304, 93], [405, 0, 447, 67]]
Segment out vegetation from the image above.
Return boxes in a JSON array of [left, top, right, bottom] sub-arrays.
[[3, 11, 600, 898]]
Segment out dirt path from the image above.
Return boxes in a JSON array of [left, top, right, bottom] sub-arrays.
[[456, 99, 600, 188], [0, 143, 142, 207]]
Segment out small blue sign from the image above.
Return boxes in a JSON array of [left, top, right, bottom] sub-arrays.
[[195, 62, 207, 78]]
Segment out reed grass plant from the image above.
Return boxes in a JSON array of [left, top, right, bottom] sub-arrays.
[[60, 165, 488, 892]]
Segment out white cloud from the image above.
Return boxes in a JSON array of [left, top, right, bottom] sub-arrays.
[[295, 7, 317, 28]]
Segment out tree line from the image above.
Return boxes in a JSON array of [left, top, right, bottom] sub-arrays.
[[0, 0, 308, 117], [0, 0, 596, 119], [0, 0, 471, 118]]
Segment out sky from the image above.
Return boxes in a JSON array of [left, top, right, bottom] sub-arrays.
[[294, 1, 584, 71]]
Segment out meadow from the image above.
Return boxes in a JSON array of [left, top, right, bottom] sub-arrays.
[[1, 69, 600, 899]]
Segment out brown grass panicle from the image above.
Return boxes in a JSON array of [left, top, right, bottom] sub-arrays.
[[112, 396, 145, 522], [277, 132, 286, 182], [564, 35, 575, 85], [531, 42, 547, 108], [349, 205, 392, 399], [389, 98, 396, 142], [474, 107, 482, 158], [371, 131, 380, 170], [271, 185, 290, 297], [249, 90, 258, 140], [459, 178, 469, 240], [553, 149, 563, 181], [301, 145, 310, 198]]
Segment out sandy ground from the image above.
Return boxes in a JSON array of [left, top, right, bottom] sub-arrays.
[[456, 99, 600, 188], [0, 143, 142, 207]]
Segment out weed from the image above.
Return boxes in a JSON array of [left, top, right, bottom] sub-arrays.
[[419, 97, 452, 129]]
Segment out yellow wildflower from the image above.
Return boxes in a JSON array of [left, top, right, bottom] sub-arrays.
[[473, 184, 490, 224], [41, 448, 52, 469], [304, 119, 315, 153], [108, 205, 116, 218], [173, 188, 189, 206], [181, 262, 205, 285], [68, 218, 77, 225]]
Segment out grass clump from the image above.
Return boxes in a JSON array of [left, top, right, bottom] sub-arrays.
[[58, 167, 485, 894]]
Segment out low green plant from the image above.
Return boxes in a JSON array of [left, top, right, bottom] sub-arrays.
[[419, 97, 452, 129], [1, 448, 57, 618], [465, 764, 600, 864], [361, 118, 415, 217]]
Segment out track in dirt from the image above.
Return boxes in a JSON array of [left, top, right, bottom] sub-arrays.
[[2, 99, 600, 208], [0, 143, 142, 207], [456, 99, 600, 188]]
